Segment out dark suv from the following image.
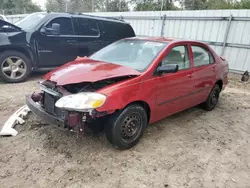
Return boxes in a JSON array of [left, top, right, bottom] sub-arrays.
[[0, 12, 135, 83]]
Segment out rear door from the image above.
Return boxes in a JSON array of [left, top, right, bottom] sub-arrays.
[[36, 16, 78, 67], [155, 44, 195, 120], [75, 17, 102, 56], [190, 44, 216, 102]]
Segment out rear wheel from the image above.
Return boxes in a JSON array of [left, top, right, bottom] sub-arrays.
[[202, 84, 221, 111], [105, 104, 148, 150], [0, 51, 32, 83]]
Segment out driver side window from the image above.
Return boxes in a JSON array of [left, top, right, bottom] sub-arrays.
[[162, 45, 190, 70], [46, 17, 74, 35]]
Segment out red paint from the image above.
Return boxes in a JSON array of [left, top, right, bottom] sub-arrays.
[[44, 37, 229, 124], [43, 58, 140, 85]]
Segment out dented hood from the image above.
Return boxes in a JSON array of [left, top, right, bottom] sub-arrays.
[[43, 58, 141, 85]]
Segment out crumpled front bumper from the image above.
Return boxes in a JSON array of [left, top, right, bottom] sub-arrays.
[[26, 95, 66, 130]]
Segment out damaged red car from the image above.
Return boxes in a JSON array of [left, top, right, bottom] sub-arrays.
[[26, 37, 229, 149]]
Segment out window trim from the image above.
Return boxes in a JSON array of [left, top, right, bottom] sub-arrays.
[[76, 17, 100, 38], [191, 45, 215, 68], [155, 44, 191, 74]]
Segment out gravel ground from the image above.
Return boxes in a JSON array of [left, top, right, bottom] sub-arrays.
[[0, 73, 250, 188]]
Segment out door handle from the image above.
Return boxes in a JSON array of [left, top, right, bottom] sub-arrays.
[[187, 74, 193, 78], [66, 40, 76, 44]]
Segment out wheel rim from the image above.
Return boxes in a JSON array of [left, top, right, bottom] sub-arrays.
[[1, 56, 27, 80], [210, 89, 219, 108], [121, 112, 142, 144]]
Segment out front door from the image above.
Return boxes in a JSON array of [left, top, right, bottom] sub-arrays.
[[36, 17, 78, 67], [155, 44, 195, 121]]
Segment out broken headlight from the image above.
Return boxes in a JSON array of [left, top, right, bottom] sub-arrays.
[[55, 92, 106, 112]]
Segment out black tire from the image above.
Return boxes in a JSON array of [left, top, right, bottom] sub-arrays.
[[0, 51, 32, 83], [104, 104, 148, 150], [202, 84, 221, 111]]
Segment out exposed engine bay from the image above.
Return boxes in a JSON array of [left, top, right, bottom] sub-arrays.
[[62, 76, 135, 93]]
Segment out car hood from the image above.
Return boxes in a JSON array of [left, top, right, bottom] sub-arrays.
[[0, 19, 22, 32], [43, 57, 141, 85]]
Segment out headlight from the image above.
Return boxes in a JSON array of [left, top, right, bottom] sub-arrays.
[[55, 92, 106, 112]]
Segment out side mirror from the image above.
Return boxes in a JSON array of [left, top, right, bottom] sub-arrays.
[[156, 64, 179, 75], [41, 23, 60, 35]]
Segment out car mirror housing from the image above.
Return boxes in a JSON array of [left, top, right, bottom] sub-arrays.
[[41, 23, 60, 36], [156, 64, 179, 75]]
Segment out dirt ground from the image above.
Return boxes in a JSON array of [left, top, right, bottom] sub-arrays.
[[0, 73, 250, 188]]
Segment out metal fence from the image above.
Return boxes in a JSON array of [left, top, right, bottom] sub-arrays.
[[6, 10, 250, 72]]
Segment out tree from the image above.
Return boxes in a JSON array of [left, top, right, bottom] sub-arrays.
[[46, 0, 102, 12], [182, 0, 250, 10], [106, 0, 129, 12], [0, 0, 41, 14], [235, 0, 250, 9], [46, 0, 67, 12], [135, 0, 179, 11], [183, 0, 206, 10], [204, 0, 234, 9]]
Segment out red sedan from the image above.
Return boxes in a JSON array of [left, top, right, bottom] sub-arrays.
[[26, 37, 229, 149]]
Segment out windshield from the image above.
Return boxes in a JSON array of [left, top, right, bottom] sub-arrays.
[[89, 39, 167, 72], [16, 12, 47, 30]]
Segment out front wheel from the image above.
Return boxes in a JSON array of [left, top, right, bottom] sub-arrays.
[[202, 84, 221, 111], [105, 104, 148, 150], [0, 51, 32, 83]]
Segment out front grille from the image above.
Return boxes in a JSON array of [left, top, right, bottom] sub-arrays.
[[43, 92, 66, 118], [44, 92, 55, 114]]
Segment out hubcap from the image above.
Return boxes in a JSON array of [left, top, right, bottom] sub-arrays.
[[121, 113, 142, 143], [1, 57, 27, 80]]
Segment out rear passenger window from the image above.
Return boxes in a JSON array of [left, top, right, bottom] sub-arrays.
[[162, 45, 190, 70], [46, 17, 74, 35], [102, 21, 128, 38], [191, 46, 214, 67], [77, 18, 99, 36]]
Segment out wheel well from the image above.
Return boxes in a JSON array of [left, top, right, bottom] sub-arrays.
[[216, 80, 223, 90], [126, 101, 151, 123], [0, 47, 31, 62]]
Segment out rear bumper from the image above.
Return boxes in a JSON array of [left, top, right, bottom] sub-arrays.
[[26, 95, 67, 130]]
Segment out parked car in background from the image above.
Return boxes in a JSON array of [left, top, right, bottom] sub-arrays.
[[0, 12, 135, 83], [26, 37, 229, 150]]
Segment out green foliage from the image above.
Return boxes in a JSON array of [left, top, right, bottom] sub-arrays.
[[234, 0, 250, 9], [46, 0, 129, 13], [183, 0, 250, 10], [0, 0, 41, 15], [183, 0, 206, 10], [135, 0, 179, 11], [106, 0, 129, 12]]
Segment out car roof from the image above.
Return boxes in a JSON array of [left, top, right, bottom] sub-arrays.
[[129, 36, 208, 45], [49, 12, 127, 24]]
